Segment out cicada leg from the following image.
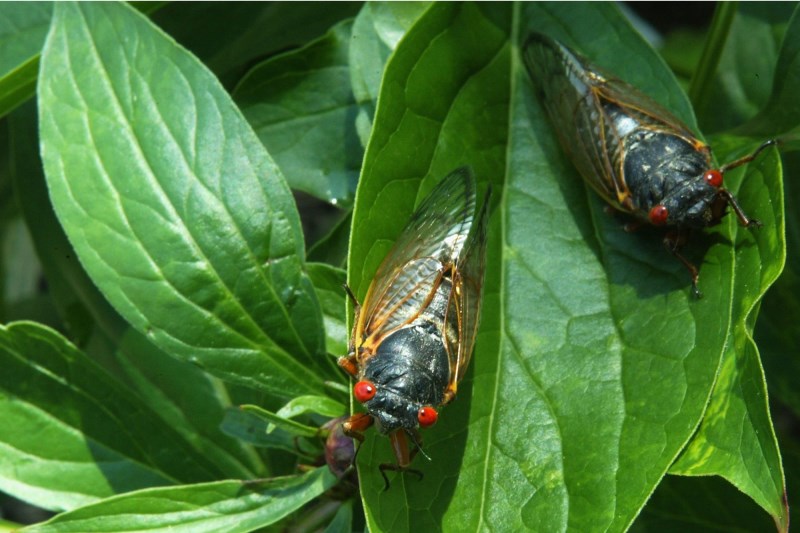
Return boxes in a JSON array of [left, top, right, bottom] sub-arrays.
[[664, 230, 702, 299], [378, 430, 423, 491], [716, 139, 775, 228], [342, 412, 373, 443], [339, 284, 363, 378], [719, 139, 776, 174], [719, 189, 762, 229], [337, 354, 359, 377], [341, 413, 373, 473]]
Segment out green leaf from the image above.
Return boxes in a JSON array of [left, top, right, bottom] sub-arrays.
[[631, 474, 775, 532], [115, 331, 265, 479], [307, 262, 348, 356], [759, 152, 800, 416], [11, 102, 265, 481], [0, 2, 51, 118], [235, 20, 360, 207], [220, 407, 298, 453], [693, 3, 795, 134], [241, 404, 319, 438], [349, 2, 431, 143], [347, 2, 786, 531], [38, 2, 334, 398], [670, 149, 788, 531], [152, 2, 361, 89], [275, 395, 346, 421], [324, 500, 353, 533], [0, 322, 228, 512], [10, 102, 122, 347], [740, 4, 800, 136], [307, 211, 351, 268], [21, 468, 339, 533]]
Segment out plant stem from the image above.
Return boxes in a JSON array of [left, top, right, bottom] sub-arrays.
[[688, 1, 739, 115]]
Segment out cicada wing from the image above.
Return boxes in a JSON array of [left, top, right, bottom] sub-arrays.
[[523, 34, 636, 210], [598, 76, 700, 143], [357, 168, 477, 355], [444, 185, 491, 397]]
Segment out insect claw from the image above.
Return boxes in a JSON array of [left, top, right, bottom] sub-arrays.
[[691, 281, 704, 300], [378, 463, 424, 491]]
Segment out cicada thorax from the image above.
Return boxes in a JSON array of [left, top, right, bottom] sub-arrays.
[[602, 102, 726, 228]]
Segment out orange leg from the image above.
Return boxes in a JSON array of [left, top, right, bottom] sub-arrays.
[[342, 412, 373, 443], [341, 413, 373, 471], [338, 354, 359, 377], [378, 430, 423, 491]]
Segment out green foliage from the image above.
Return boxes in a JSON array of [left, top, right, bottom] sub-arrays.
[[0, 2, 796, 531]]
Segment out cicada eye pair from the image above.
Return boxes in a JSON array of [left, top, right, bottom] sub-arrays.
[[352, 380, 438, 427], [648, 169, 725, 226]]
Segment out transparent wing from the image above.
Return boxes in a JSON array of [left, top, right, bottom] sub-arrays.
[[598, 76, 699, 142], [357, 167, 477, 351], [445, 186, 490, 394], [523, 33, 622, 205]]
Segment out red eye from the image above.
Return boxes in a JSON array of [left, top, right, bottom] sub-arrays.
[[648, 204, 669, 226], [704, 169, 723, 188], [417, 406, 438, 427], [353, 381, 376, 403]]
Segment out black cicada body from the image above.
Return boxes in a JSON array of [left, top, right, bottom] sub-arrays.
[[523, 33, 774, 296], [338, 167, 490, 488]]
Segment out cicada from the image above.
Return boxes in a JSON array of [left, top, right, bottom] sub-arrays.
[[523, 33, 775, 297], [338, 167, 490, 488]]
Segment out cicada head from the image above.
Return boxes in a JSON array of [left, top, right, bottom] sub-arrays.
[[355, 383, 434, 435], [648, 170, 731, 228], [622, 129, 727, 228]]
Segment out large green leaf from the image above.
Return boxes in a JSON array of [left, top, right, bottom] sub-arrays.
[[759, 151, 800, 416], [21, 468, 338, 533], [0, 322, 231, 512], [37, 2, 335, 398], [346, 2, 786, 530], [152, 2, 361, 89], [11, 102, 264, 481], [753, 7, 800, 421], [692, 3, 795, 134], [739, 5, 800, 137], [234, 20, 361, 207], [669, 151, 787, 530], [349, 1, 431, 144]]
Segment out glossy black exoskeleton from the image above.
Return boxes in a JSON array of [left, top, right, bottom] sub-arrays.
[[338, 167, 490, 488], [523, 33, 775, 296]]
